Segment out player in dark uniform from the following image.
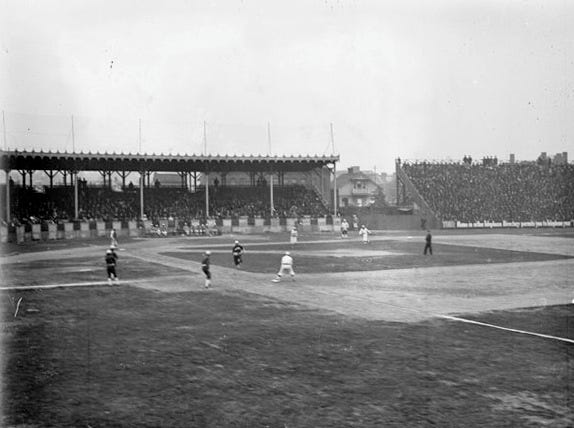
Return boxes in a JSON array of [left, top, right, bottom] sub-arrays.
[[202, 251, 212, 288], [424, 230, 432, 255], [105, 247, 119, 284], [231, 240, 245, 268]]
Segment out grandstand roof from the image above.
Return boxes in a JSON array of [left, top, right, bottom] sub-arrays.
[[0, 150, 339, 173]]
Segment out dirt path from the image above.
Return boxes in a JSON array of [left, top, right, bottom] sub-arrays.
[[2, 233, 572, 322], [123, 235, 574, 322]]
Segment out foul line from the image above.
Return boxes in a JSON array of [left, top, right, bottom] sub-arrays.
[[0, 281, 118, 291], [298, 287, 574, 344], [439, 314, 574, 344], [0, 274, 192, 292]]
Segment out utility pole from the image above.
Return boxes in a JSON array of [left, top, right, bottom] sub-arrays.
[[203, 121, 207, 155], [330, 123, 337, 217], [2, 111, 6, 149], [71, 115, 76, 152], [267, 121, 272, 154]]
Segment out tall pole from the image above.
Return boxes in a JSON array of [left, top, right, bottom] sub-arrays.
[[333, 162, 337, 217], [71, 115, 75, 152], [203, 121, 207, 155], [330, 122, 335, 154], [396, 159, 400, 205], [139, 119, 142, 153], [2, 111, 7, 149], [204, 121, 209, 218], [268, 121, 274, 216], [330, 123, 337, 217], [267, 121, 271, 154]]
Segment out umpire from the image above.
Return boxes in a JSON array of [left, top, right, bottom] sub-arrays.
[[424, 230, 432, 255]]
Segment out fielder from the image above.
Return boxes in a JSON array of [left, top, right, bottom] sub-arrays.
[[359, 225, 371, 244], [272, 251, 295, 283], [341, 218, 350, 238], [201, 251, 212, 288], [110, 228, 119, 248], [232, 240, 245, 268], [105, 247, 119, 285], [290, 227, 298, 245]]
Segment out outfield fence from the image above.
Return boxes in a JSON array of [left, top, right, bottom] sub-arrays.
[[442, 220, 574, 229]]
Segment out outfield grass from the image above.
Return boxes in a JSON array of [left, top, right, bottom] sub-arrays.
[[2, 285, 573, 427], [1, 231, 573, 427]]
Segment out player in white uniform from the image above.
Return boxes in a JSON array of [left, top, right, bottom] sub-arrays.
[[110, 228, 119, 248], [290, 227, 298, 245], [340, 219, 349, 238], [272, 251, 295, 283], [359, 225, 371, 244]]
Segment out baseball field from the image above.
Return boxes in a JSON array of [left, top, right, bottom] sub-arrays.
[[1, 228, 573, 427]]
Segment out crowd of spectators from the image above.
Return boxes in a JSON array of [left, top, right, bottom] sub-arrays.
[[402, 161, 574, 222], [5, 184, 329, 226]]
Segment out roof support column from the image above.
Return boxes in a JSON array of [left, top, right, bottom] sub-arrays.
[[333, 161, 337, 217], [269, 170, 274, 217], [205, 170, 210, 218], [44, 170, 58, 189], [73, 171, 79, 219], [18, 170, 26, 188], [140, 170, 145, 220], [5, 170, 11, 223]]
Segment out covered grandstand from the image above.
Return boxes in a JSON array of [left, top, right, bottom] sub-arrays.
[[0, 149, 339, 233]]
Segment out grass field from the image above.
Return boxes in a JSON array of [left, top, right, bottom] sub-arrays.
[[1, 229, 573, 427]]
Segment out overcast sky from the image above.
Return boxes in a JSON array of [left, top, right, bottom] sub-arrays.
[[1, 0, 573, 173]]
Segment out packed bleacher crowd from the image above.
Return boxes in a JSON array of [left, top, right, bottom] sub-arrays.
[[6, 184, 329, 226], [402, 160, 574, 222]]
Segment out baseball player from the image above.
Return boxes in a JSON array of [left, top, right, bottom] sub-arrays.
[[424, 230, 433, 255], [359, 225, 371, 244], [341, 218, 350, 238], [110, 228, 119, 248], [290, 227, 298, 245], [272, 251, 295, 283], [201, 251, 212, 288], [232, 240, 245, 268], [105, 247, 119, 284]]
